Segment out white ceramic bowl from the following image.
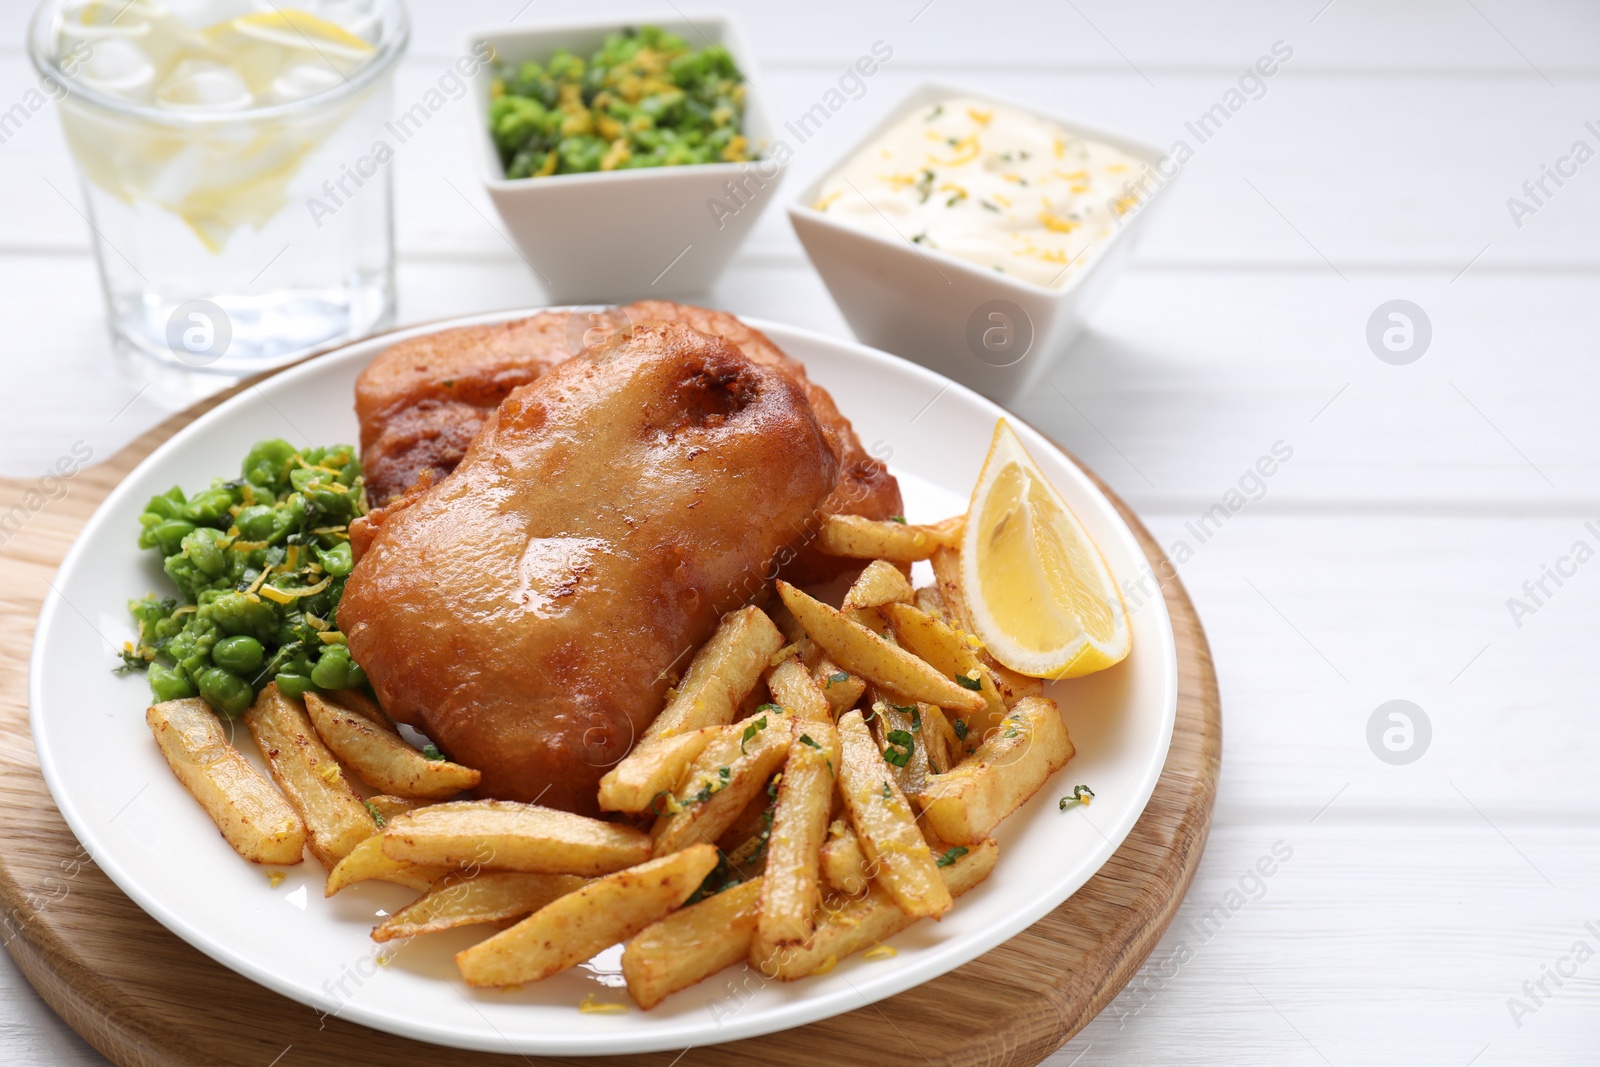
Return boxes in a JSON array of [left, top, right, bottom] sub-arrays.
[[788, 81, 1172, 406], [469, 14, 783, 302]]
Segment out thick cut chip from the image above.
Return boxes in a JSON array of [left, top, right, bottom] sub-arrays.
[[380, 800, 650, 875], [456, 844, 719, 987], [622, 878, 763, 1010], [642, 606, 785, 744], [242, 683, 372, 868], [373, 871, 587, 941], [777, 583, 985, 714], [918, 697, 1075, 845], [835, 710, 951, 920], [146, 698, 306, 866]]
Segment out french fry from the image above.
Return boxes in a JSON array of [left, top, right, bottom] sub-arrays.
[[715, 782, 776, 854], [926, 549, 1042, 706], [835, 710, 952, 919], [456, 844, 719, 987], [145, 698, 307, 865], [986, 658, 1045, 706], [819, 818, 869, 895], [753, 838, 998, 980], [623, 878, 762, 1010], [381, 800, 651, 875], [867, 698, 935, 799], [841, 560, 915, 633], [325, 688, 394, 731], [917, 697, 1075, 845], [642, 606, 784, 744], [325, 832, 449, 896], [842, 560, 916, 612], [653, 711, 791, 855], [777, 582, 985, 715], [813, 657, 866, 717], [816, 513, 962, 562], [753, 722, 840, 956], [242, 683, 372, 868], [919, 700, 960, 775], [767, 656, 832, 723], [767, 597, 806, 644], [928, 547, 970, 630], [913, 584, 950, 625], [304, 692, 480, 800], [597, 727, 718, 813], [373, 871, 587, 941], [365, 794, 434, 822], [883, 602, 1008, 738]]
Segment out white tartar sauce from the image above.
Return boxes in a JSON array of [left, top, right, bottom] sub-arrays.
[[811, 96, 1146, 288]]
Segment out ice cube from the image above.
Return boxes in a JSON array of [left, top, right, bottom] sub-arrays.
[[267, 63, 343, 104], [155, 58, 254, 112], [77, 38, 157, 100]]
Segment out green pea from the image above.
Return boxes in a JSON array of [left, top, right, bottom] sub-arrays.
[[235, 504, 277, 541], [213, 635, 264, 674], [317, 542, 353, 578], [181, 527, 229, 580], [197, 667, 254, 717], [208, 591, 280, 643], [310, 646, 357, 690], [147, 664, 195, 702], [243, 439, 296, 487], [182, 487, 237, 526], [148, 519, 196, 555], [274, 672, 313, 700], [307, 486, 353, 522]]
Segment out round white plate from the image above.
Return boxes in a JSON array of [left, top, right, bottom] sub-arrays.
[[29, 312, 1177, 1056]]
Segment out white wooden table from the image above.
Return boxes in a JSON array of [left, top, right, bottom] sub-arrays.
[[3, 1, 1598, 1063]]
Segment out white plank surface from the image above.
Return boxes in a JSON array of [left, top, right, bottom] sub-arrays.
[[1, 0, 1597, 1064]]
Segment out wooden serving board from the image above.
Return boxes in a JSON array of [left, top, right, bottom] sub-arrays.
[[0, 371, 1220, 1067]]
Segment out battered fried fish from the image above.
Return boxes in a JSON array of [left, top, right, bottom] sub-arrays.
[[354, 302, 900, 582], [339, 323, 840, 814]]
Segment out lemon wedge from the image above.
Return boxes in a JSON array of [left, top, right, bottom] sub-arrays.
[[960, 419, 1130, 679]]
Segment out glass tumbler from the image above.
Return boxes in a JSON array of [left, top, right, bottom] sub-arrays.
[[28, 1, 409, 390]]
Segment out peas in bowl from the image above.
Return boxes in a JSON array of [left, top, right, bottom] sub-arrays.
[[489, 25, 754, 178], [470, 15, 782, 301]]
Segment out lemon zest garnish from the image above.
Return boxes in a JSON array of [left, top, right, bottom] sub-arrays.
[[318, 631, 347, 645], [246, 566, 273, 596], [1038, 210, 1078, 233], [966, 107, 993, 125], [863, 943, 899, 961], [813, 954, 838, 975], [813, 190, 843, 211], [579, 993, 629, 1014], [258, 584, 294, 605], [259, 575, 333, 605], [770, 643, 800, 667], [267, 870, 286, 888], [317, 762, 342, 785], [935, 134, 979, 167]]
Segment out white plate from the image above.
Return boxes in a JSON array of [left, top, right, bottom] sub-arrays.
[[29, 312, 1178, 1056]]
